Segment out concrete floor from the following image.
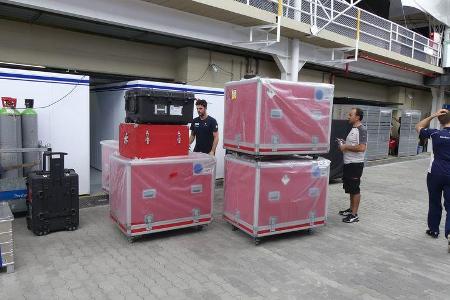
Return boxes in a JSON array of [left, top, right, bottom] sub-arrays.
[[2, 157, 449, 299]]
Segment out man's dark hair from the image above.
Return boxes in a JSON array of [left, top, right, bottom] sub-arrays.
[[195, 99, 207, 109], [353, 107, 364, 121], [438, 111, 450, 125]]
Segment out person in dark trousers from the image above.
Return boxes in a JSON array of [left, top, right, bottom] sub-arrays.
[[415, 108, 450, 252], [189, 99, 219, 156], [338, 107, 368, 223]]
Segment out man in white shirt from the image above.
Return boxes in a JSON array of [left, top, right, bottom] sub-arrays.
[[338, 107, 368, 223]]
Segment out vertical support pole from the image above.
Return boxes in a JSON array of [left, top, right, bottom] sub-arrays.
[[389, 22, 393, 51], [291, 39, 300, 82], [429, 86, 445, 152], [331, 0, 333, 19], [294, 0, 301, 21], [278, 0, 283, 17], [276, 0, 283, 42], [290, 0, 302, 82], [355, 8, 361, 61]]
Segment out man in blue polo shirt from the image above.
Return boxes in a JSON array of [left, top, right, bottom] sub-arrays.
[[416, 108, 450, 252]]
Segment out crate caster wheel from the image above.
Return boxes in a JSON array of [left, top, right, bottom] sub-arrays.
[[307, 228, 314, 235], [196, 225, 204, 231], [36, 230, 47, 236], [127, 236, 136, 243], [254, 238, 261, 246], [232, 225, 238, 231]]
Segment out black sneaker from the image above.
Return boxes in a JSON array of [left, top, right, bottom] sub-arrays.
[[448, 239, 450, 254], [339, 208, 352, 216], [343, 214, 359, 223], [426, 229, 439, 239]]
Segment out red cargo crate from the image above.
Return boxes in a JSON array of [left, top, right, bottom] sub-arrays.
[[109, 152, 215, 239], [223, 154, 330, 242], [119, 123, 189, 159], [223, 78, 334, 155]]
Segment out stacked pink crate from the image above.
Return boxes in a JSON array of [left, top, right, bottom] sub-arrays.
[[108, 152, 216, 241], [101, 139, 216, 241], [223, 78, 333, 244], [224, 78, 333, 155]]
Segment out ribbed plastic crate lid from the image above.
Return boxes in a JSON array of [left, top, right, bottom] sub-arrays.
[[0, 202, 13, 223]]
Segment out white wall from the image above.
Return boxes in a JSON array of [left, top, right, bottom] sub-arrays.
[[90, 80, 226, 178], [0, 68, 90, 194]]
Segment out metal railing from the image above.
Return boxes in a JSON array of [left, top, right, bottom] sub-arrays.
[[234, 0, 442, 66]]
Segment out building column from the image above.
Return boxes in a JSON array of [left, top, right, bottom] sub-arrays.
[[428, 86, 445, 152], [273, 0, 304, 82]]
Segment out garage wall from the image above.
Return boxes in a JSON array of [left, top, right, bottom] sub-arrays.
[[0, 19, 177, 79], [181, 47, 280, 88], [333, 77, 390, 101], [299, 69, 393, 103]]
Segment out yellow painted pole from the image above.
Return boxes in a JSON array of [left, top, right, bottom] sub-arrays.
[[355, 8, 361, 60], [356, 8, 361, 41], [278, 0, 283, 17]]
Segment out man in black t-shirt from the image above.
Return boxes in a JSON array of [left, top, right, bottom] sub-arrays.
[[189, 99, 219, 156]]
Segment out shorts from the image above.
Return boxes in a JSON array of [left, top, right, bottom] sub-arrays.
[[343, 163, 364, 194]]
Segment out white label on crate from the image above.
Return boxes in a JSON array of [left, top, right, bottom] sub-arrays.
[[145, 214, 153, 229], [154, 104, 167, 115], [309, 188, 320, 198], [231, 89, 237, 101], [267, 88, 276, 99], [281, 175, 290, 185], [309, 210, 316, 226], [314, 88, 331, 101], [320, 166, 328, 177], [269, 216, 277, 232], [142, 189, 156, 199], [312, 136, 319, 145], [311, 164, 320, 178], [170, 105, 183, 116], [270, 109, 283, 119], [193, 163, 213, 175], [311, 110, 322, 120], [272, 135, 280, 145], [268, 191, 280, 201], [191, 185, 203, 194]]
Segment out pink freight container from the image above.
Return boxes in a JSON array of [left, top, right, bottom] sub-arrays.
[[100, 140, 119, 192], [223, 154, 330, 244], [109, 152, 215, 240], [224, 78, 334, 155]]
